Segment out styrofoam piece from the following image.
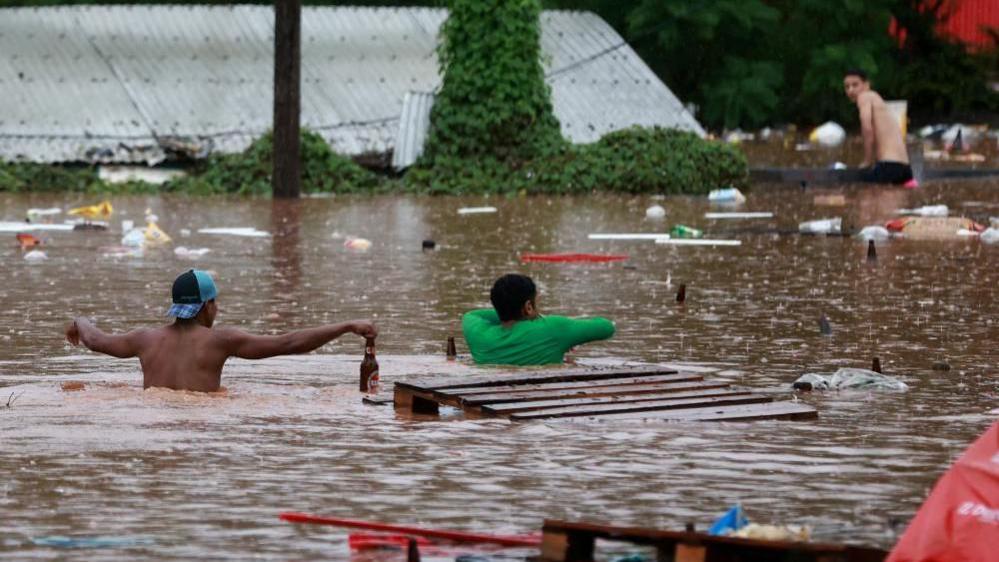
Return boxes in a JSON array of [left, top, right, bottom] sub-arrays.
[[197, 227, 269, 237], [174, 246, 211, 258], [23, 250, 48, 261], [655, 238, 741, 246], [704, 212, 774, 219], [588, 233, 671, 241], [457, 207, 498, 215], [0, 221, 74, 232], [896, 205, 948, 217], [645, 205, 666, 219]]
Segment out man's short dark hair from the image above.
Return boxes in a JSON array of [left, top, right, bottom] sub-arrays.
[[844, 68, 868, 81], [490, 274, 537, 322]]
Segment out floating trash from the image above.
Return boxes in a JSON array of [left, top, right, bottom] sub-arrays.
[[344, 237, 372, 251], [68, 200, 113, 222], [813, 194, 847, 207], [520, 253, 628, 263], [121, 228, 146, 248], [98, 165, 185, 185], [655, 238, 741, 247], [707, 187, 746, 204], [457, 207, 497, 215], [704, 212, 773, 219], [799, 217, 842, 234], [644, 205, 666, 219], [174, 246, 211, 258], [792, 368, 908, 391], [23, 249, 47, 261], [897, 205, 948, 217], [0, 221, 74, 233], [886, 217, 986, 240], [809, 121, 846, 147], [981, 228, 999, 244], [198, 227, 269, 237], [26, 207, 61, 222], [588, 233, 670, 241], [670, 224, 703, 239], [856, 226, 891, 241], [15, 233, 42, 250]]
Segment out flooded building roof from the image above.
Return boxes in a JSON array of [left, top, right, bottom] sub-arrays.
[[0, 5, 703, 165]]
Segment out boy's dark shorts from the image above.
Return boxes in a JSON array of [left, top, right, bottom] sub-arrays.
[[862, 161, 913, 184]]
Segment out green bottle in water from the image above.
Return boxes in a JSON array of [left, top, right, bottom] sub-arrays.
[[670, 224, 703, 239]]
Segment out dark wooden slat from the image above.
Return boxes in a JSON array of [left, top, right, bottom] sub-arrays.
[[481, 388, 753, 415], [403, 365, 678, 391], [592, 401, 818, 422], [508, 394, 772, 420], [451, 373, 702, 396], [460, 381, 730, 407], [541, 520, 885, 561]]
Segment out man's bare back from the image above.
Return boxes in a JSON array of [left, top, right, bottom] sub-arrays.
[[66, 319, 377, 392], [65, 270, 376, 392], [855, 90, 908, 165]]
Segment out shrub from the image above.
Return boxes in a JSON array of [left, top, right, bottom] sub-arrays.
[[0, 162, 100, 192], [404, 126, 747, 195], [165, 130, 384, 195]]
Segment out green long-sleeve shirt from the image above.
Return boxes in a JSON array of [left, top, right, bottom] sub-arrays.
[[461, 308, 615, 366]]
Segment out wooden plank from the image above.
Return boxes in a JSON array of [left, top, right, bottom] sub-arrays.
[[392, 385, 442, 415], [481, 388, 754, 415], [451, 373, 702, 396], [508, 394, 772, 421], [590, 401, 818, 422], [403, 365, 679, 391], [539, 530, 595, 562], [541, 520, 885, 558], [460, 381, 731, 407]]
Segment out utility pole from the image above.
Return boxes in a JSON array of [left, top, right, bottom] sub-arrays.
[[272, 0, 301, 198]]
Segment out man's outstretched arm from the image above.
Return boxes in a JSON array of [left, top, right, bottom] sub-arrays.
[[65, 318, 144, 359], [220, 320, 377, 360]]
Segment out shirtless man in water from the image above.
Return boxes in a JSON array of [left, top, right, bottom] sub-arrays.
[[843, 69, 912, 184], [65, 269, 377, 392]]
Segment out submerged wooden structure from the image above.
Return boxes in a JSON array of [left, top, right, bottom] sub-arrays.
[[393, 366, 816, 421], [539, 519, 886, 562]]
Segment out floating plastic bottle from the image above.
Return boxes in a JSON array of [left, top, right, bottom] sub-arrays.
[[708, 187, 746, 204], [798, 217, 842, 234], [670, 225, 703, 239]]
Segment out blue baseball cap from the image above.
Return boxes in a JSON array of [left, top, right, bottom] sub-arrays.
[[166, 269, 218, 319]]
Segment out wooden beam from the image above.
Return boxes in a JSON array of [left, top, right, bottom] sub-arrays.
[[591, 401, 818, 422], [409, 366, 679, 391], [272, 0, 301, 198], [454, 373, 702, 396], [460, 381, 731, 407], [508, 393, 772, 421], [480, 388, 753, 415]]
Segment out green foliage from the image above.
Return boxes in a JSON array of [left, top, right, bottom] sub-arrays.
[[166, 130, 384, 195], [405, 127, 746, 195], [418, 0, 566, 170], [0, 162, 99, 192]]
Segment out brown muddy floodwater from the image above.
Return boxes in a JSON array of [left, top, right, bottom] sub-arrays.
[[1, 182, 997, 561]]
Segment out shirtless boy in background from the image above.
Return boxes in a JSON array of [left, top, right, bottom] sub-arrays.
[[843, 69, 913, 184]]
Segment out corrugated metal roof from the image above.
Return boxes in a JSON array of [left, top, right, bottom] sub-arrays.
[[392, 91, 435, 170], [0, 6, 703, 165]]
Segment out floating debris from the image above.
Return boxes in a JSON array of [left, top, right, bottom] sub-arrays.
[[704, 212, 773, 219], [198, 227, 269, 237], [457, 207, 497, 215], [645, 205, 666, 219]]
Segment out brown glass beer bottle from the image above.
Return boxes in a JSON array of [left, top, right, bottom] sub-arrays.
[[360, 337, 379, 392], [446, 336, 457, 361]]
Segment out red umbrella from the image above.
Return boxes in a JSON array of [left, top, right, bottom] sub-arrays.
[[887, 420, 999, 562]]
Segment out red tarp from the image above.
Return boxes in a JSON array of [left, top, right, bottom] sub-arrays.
[[887, 420, 999, 562]]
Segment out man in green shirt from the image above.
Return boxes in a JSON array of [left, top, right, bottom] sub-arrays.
[[462, 274, 615, 365]]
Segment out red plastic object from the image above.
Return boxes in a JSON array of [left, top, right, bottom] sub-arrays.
[[348, 533, 434, 550], [279, 512, 541, 547], [887, 420, 999, 562], [520, 253, 628, 263], [15, 233, 42, 249], [885, 218, 910, 232]]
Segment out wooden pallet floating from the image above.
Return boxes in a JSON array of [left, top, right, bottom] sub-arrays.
[[393, 366, 817, 421], [538, 519, 886, 562]]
